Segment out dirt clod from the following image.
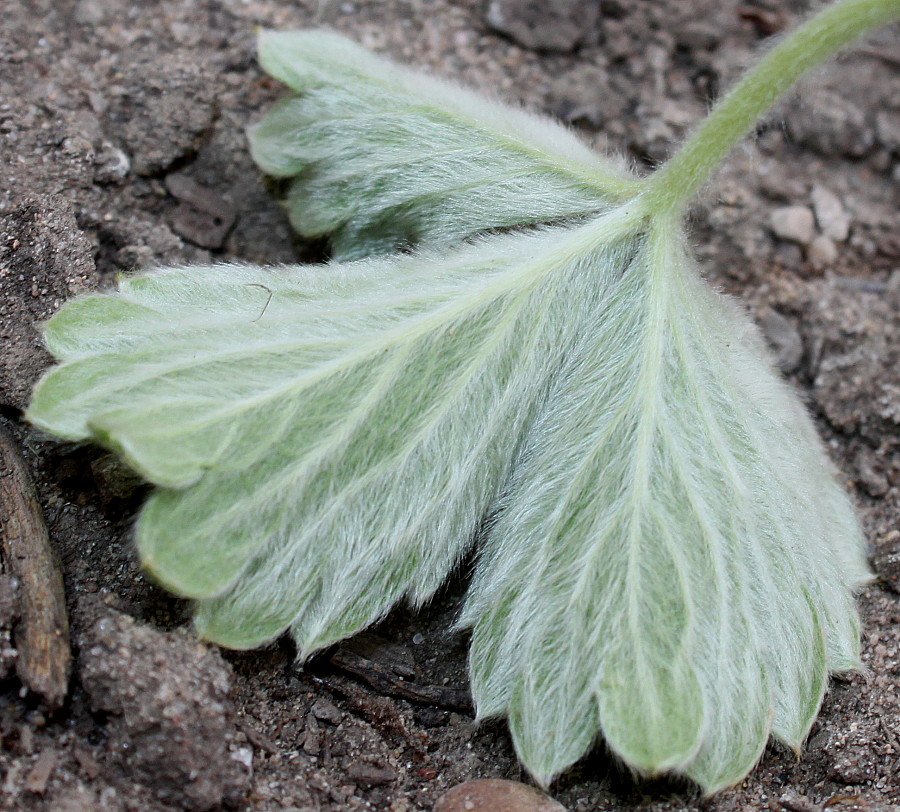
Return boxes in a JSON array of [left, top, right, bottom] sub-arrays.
[[109, 51, 219, 177], [78, 606, 250, 810], [872, 532, 900, 594], [484, 0, 599, 53], [0, 196, 97, 410], [805, 281, 900, 445]]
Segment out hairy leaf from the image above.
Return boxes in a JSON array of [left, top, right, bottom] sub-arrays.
[[460, 222, 868, 791], [29, 217, 637, 649], [28, 209, 868, 789], [250, 31, 638, 259], [26, 18, 876, 796]]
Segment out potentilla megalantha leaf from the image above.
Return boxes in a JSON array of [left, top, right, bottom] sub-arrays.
[[250, 30, 638, 259], [460, 220, 867, 791], [27, 0, 898, 795], [28, 213, 642, 625]]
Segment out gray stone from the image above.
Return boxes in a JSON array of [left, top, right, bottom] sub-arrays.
[[808, 235, 838, 270], [811, 185, 850, 242], [93, 143, 130, 185], [770, 205, 815, 246], [310, 697, 343, 726], [875, 109, 900, 152]]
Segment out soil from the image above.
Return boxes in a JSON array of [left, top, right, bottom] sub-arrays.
[[1, 1, 898, 810]]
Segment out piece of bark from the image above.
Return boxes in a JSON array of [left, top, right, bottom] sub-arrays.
[[0, 426, 70, 708], [434, 779, 568, 812], [23, 748, 58, 795], [329, 648, 473, 713], [318, 674, 411, 743], [237, 721, 279, 755]]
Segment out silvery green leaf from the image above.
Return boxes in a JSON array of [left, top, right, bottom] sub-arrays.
[[27, 16, 878, 794], [27, 209, 867, 791], [249, 30, 638, 259], [460, 222, 869, 791], [27, 217, 637, 649]]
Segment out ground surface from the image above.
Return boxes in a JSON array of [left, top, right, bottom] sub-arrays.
[[0, 1, 898, 810]]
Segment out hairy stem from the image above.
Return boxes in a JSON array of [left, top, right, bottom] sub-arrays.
[[642, 0, 900, 215]]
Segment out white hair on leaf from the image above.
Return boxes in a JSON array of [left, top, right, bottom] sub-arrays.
[[26, 24, 873, 795], [250, 30, 638, 259]]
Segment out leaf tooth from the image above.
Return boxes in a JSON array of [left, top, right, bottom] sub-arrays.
[[466, 591, 520, 719], [768, 591, 828, 752], [592, 550, 708, 775], [246, 96, 313, 178], [193, 542, 324, 649], [505, 657, 601, 789], [682, 658, 773, 795], [41, 294, 161, 358]]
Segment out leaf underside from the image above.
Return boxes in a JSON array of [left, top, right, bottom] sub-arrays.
[[250, 30, 637, 259], [460, 227, 867, 790], [27, 30, 869, 795]]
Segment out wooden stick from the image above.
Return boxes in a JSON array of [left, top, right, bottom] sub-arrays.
[[0, 425, 70, 709], [329, 647, 473, 713]]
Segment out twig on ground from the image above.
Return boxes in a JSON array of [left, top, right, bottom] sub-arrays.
[[0, 425, 70, 709], [329, 647, 473, 713]]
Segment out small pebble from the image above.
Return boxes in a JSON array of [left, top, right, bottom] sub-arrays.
[[808, 235, 838, 270], [346, 762, 396, 787], [311, 697, 343, 726], [302, 713, 320, 755], [433, 779, 568, 812], [778, 790, 821, 812], [770, 205, 815, 246], [810, 185, 850, 242], [23, 749, 57, 795], [874, 109, 900, 152], [93, 144, 130, 185]]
